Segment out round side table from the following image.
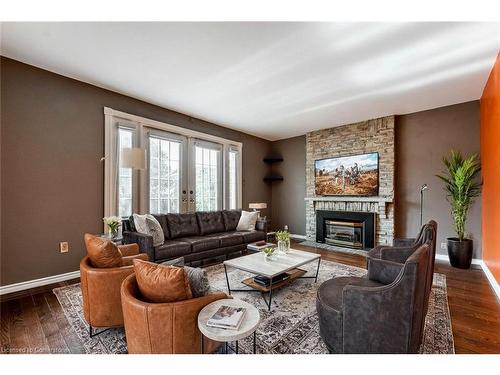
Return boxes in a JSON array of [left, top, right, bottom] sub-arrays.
[[198, 298, 260, 354]]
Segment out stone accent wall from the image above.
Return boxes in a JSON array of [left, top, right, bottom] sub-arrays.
[[305, 116, 395, 246]]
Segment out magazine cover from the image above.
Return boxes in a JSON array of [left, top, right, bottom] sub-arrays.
[[207, 306, 246, 329]]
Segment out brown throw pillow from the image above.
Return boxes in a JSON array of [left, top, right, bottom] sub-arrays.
[[133, 259, 193, 303], [84, 233, 122, 268]]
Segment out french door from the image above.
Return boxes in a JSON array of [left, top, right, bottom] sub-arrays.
[[191, 139, 223, 212], [145, 130, 223, 214], [147, 129, 187, 214]]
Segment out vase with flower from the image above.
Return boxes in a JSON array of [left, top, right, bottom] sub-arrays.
[[276, 230, 290, 254], [103, 216, 122, 238]]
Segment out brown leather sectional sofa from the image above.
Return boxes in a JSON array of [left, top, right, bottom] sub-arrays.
[[122, 210, 267, 264]]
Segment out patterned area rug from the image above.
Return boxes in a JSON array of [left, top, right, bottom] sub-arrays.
[[53, 259, 454, 354]]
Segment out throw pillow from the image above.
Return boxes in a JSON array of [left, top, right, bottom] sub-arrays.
[[133, 213, 165, 247], [145, 215, 165, 247], [183, 266, 210, 298], [161, 257, 185, 267], [133, 213, 150, 235], [133, 259, 192, 303], [84, 233, 122, 268], [236, 210, 259, 231]]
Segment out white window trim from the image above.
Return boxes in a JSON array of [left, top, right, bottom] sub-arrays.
[[225, 145, 242, 210], [104, 107, 243, 219]]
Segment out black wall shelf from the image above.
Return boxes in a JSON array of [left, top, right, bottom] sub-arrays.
[[263, 157, 284, 164], [263, 175, 284, 182], [263, 155, 284, 182]]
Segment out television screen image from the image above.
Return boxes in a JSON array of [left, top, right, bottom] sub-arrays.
[[315, 152, 379, 196]]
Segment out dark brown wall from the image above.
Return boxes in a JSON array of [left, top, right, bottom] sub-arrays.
[[395, 101, 482, 258], [270, 136, 306, 235], [0, 57, 271, 285]]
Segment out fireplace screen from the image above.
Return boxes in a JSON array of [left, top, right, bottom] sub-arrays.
[[324, 220, 364, 249]]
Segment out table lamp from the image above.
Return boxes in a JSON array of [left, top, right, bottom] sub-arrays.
[[120, 148, 147, 170], [249, 203, 267, 219]]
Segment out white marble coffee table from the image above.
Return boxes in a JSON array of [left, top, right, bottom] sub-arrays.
[[223, 248, 321, 311], [198, 298, 261, 354]]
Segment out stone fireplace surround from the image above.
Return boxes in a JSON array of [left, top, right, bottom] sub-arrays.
[[305, 116, 395, 247]]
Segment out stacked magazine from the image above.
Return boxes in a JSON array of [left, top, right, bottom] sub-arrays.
[[207, 305, 247, 330], [247, 241, 274, 252]]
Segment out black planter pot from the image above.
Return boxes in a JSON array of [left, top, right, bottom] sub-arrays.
[[447, 238, 473, 269]]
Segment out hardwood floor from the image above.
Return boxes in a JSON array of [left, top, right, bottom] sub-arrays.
[[1, 242, 499, 354], [0, 278, 83, 354]]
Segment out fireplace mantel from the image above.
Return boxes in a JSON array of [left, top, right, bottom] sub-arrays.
[[304, 196, 393, 204]]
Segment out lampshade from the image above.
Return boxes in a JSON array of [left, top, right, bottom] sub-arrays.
[[120, 148, 146, 170], [249, 202, 267, 209]]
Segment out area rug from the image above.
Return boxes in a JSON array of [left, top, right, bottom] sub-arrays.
[[52, 259, 454, 354]]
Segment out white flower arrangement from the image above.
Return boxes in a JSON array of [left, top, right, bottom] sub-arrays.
[[103, 216, 122, 234]]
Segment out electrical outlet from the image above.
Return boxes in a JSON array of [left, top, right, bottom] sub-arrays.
[[441, 242, 447, 250], [60, 242, 69, 253]]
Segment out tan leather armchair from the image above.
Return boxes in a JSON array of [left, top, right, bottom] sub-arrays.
[[121, 273, 228, 354], [80, 241, 148, 337]]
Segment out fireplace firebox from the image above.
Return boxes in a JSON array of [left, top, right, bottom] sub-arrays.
[[316, 210, 375, 250]]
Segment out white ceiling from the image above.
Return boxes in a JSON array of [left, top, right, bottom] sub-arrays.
[[1, 22, 499, 140]]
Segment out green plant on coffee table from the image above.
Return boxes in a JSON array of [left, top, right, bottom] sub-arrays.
[[276, 230, 290, 243], [263, 246, 276, 257]]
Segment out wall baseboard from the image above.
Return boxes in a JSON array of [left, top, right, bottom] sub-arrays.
[[290, 233, 307, 240], [0, 270, 81, 296], [435, 254, 500, 301], [434, 253, 482, 265], [480, 261, 500, 302]]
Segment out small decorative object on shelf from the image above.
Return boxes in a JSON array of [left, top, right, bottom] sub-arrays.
[[262, 246, 276, 260], [103, 216, 122, 238], [276, 229, 290, 254]]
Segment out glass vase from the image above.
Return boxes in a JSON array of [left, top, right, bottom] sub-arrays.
[[109, 226, 119, 238], [278, 240, 290, 254]]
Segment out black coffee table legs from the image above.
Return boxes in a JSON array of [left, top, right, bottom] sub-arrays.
[[224, 264, 273, 311], [201, 330, 257, 354], [298, 257, 321, 283], [223, 260, 321, 312]]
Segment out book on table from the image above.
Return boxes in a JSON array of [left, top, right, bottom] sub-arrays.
[[207, 305, 247, 330], [253, 273, 290, 287], [247, 241, 274, 251]]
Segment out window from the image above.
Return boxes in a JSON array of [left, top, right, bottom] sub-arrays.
[[104, 108, 242, 218], [228, 149, 238, 209], [149, 135, 181, 214], [195, 144, 221, 211], [118, 127, 133, 217]]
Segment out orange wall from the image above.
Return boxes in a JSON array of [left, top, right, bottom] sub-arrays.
[[481, 51, 500, 283]]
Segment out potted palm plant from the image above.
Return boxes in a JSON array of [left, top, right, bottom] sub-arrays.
[[436, 150, 481, 269]]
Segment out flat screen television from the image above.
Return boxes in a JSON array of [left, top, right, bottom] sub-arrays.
[[315, 152, 379, 196]]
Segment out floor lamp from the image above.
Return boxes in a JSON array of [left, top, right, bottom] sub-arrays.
[[420, 184, 429, 227]]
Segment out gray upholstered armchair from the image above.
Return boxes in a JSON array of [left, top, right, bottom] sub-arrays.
[[368, 220, 437, 265], [368, 220, 437, 317], [316, 244, 431, 353]]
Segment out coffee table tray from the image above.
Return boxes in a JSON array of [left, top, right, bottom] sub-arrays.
[[241, 268, 307, 293]]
